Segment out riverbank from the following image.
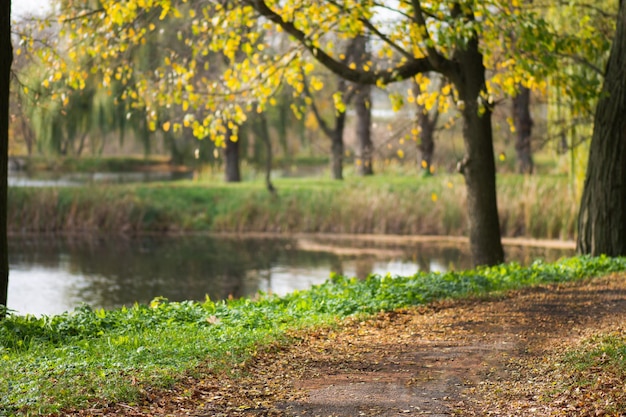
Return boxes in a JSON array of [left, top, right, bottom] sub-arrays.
[[1, 256, 625, 415], [8, 173, 578, 240]]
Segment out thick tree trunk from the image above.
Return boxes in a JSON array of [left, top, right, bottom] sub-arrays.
[[1, 0, 11, 313], [577, 2, 626, 256], [453, 39, 505, 267], [355, 83, 374, 176], [224, 129, 241, 182], [512, 86, 534, 174]]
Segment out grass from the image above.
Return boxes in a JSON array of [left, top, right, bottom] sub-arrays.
[[1, 255, 626, 416], [547, 331, 626, 415], [8, 172, 579, 239]]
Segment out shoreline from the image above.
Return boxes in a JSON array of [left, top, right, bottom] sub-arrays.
[[8, 229, 577, 250]]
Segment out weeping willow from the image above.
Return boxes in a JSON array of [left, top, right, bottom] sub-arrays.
[[542, 0, 616, 201]]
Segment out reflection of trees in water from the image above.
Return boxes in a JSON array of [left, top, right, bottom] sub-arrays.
[[8, 236, 574, 311], [9, 236, 344, 309]]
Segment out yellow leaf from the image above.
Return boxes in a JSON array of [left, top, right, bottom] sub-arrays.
[[431, 193, 438, 202], [163, 121, 171, 132], [397, 149, 404, 159]]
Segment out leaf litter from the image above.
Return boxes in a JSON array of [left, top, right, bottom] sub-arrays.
[[64, 273, 626, 417]]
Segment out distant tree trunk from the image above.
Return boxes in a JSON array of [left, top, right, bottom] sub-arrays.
[[257, 113, 276, 193], [413, 78, 439, 174], [303, 75, 349, 180], [354, 83, 374, 176], [352, 35, 374, 176], [577, 1, 626, 256], [75, 132, 88, 157], [417, 113, 436, 172], [453, 37, 505, 266], [1, 0, 12, 314], [512, 86, 534, 174], [330, 119, 345, 180], [224, 128, 241, 182]]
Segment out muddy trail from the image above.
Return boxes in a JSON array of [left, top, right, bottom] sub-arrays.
[[70, 273, 626, 417]]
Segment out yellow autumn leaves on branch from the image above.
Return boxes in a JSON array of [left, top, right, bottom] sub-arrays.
[[15, 0, 614, 147]]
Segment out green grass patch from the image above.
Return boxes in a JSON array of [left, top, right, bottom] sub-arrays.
[[534, 330, 626, 415], [1, 255, 625, 415], [8, 173, 579, 239]]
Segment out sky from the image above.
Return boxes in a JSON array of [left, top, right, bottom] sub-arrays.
[[11, 0, 51, 19]]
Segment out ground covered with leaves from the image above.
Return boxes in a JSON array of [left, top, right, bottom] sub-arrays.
[[56, 272, 626, 417]]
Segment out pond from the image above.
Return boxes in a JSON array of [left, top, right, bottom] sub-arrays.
[[8, 170, 194, 187], [7, 235, 575, 316]]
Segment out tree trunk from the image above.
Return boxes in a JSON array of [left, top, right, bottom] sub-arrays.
[[257, 113, 276, 193], [417, 115, 435, 172], [330, 120, 345, 180], [453, 39, 505, 267], [224, 129, 241, 182], [355, 83, 374, 176], [577, 2, 626, 256], [330, 129, 343, 180], [512, 86, 534, 174], [352, 35, 374, 176], [1, 0, 12, 314], [413, 78, 439, 174]]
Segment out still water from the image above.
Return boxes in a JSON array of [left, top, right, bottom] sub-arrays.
[[8, 170, 194, 187], [7, 235, 574, 316]]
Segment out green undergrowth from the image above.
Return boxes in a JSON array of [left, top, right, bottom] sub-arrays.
[[1, 255, 625, 416], [8, 173, 578, 239]]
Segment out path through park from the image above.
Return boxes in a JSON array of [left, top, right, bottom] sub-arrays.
[[71, 273, 626, 416]]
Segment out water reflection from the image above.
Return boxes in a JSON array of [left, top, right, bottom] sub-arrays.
[[7, 235, 574, 316], [8, 171, 193, 187]]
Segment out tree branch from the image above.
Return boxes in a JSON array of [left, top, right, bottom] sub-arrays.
[[247, 0, 437, 84], [358, 16, 414, 60], [410, 0, 452, 73]]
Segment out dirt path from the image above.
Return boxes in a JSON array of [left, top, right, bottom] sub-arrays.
[[73, 273, 626, 417]]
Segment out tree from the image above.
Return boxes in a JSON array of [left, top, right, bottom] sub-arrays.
[[244, 1, 510, 265], [303, 75, 350, 180], [512, 86, 533, 174], [301, 40, 362, 180], [577, 0, 626, 256], [412, 75, 442, 175], [1, 0, 12, 315], [42, 0, 593, 266], [224, 127, 241, 182], [351, 34, 373, 176]]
